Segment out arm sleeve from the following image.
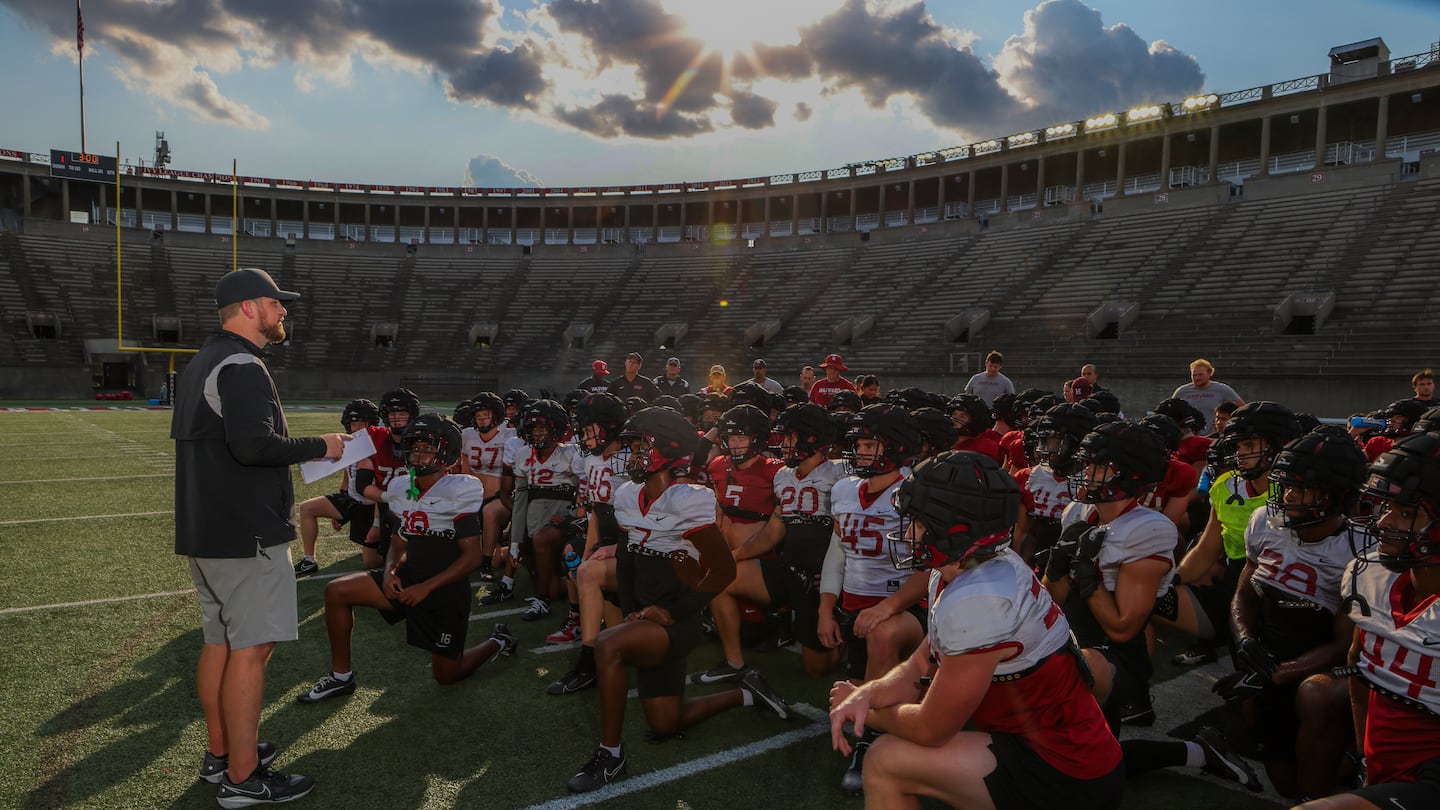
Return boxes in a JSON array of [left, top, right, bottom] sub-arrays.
[[820, 533, 847, 597], [219, 365, 326, 465]]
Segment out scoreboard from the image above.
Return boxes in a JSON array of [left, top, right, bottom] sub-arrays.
[[50, 149, 117, 183]]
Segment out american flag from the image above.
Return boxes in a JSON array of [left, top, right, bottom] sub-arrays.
[[76, 1, 84, 52]]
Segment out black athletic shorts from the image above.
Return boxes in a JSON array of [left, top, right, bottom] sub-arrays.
[[1351, 756, 1440, 808], [837, 601, 927, 681], [984, 732, 1124, 810], [759, 557, 824, 651], [635, 616, 704, 699], [1093, 642, 1151, 732], [367, 569, 470, 659], [325, 492, 377, 547]]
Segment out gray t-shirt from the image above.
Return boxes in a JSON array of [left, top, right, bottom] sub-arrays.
[[964, 372, 1015, 406], [750, 377, 785, 395], [1171, 381, 1241, 430]]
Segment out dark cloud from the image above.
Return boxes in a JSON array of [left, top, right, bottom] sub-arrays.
[[445, 44, 549, 107], [464, 153, 543, 187], [730, 92, 778, 129], [798, 0, 1016, 128], [553, 94, 714, 139], [793, 101, 813, 122]]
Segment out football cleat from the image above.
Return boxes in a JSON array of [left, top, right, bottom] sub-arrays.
[[1171, 645, 1218, 666], [566, 746, 627, 793], [1195, 726, 1262, 792], [740, 669, 792, 721], [199, 743, 278, 785], [1118, 693, 1156, 727], [546, 667, 598, 696], [292, 558, 318, 578], [522, 597, 551, 622], [215, 768, 315, 808], [690, 661, 748, 684], [546, 618, 581, 645], [296, 673, 356, 704], [478, 583, 514, 605], [840, 735, 872, 795]]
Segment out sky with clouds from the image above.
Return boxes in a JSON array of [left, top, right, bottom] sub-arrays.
[[1, 0, 1436, 187]]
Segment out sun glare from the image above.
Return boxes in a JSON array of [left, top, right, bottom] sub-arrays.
[[669, 1, 837, 58]]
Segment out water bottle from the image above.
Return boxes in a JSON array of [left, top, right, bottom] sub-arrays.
[[564, 549, 582, 578], [1349, 416, 1386, 431]]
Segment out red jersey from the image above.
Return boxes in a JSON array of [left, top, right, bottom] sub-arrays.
[[1364, 435, 1395, 463], [707, 455, 783, 523], [953, 434, 1004, 463], [1138, 457, 1198, 510], [999, 430, 1029, 469], [809, 376, 856, 408], [1177, 434, 1212, 467], [371, 427, 407, 488]]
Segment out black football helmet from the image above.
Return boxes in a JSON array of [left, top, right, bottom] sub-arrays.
[[775, 403, 836, 468], [946, 394, 994, 437], [380, 388, 421, 429], [1222, 402, 1303, 480], [1266, 429, 1368, 530], [991, 393, 1018, 427], [718, 405, 771, 464], [470, 392, 505, 433], [783, 386, 810, 406], [844, 404, 921, 478], [888, 387, 947, 413], [402, 413, 463, 477], [563, 389, 588, 414], [1010, 389, 1053, 429], [453, 399, 477, 429], [1415, 406, 1440, 436], [728, 381, 767, 409], [623, 396, 647, 416], [502, 388, 529, 422], [623, 406, 697, 483], [573, 393, 627, 456], [698, 393, 729, 430], [893, 451, 1022, 569], [341, 398, 382, 429], [1071, 420, 1168, 503], [1077, 389, 1122, 417], [520, 399, 569, 449], [829, 389, 863, 414], [1139, 413, 1182, 454], [1153, 398, 1205, 434], [1353, 431, 1440, 571], [1380, 398, 1428, 437], [677, 393, 703, 423], [912, 407, 960, 459], [653, 395, 682, 414], [1031, 403, 1098, 476]]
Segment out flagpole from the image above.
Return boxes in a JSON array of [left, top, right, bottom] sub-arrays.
[[77, 0, 86, 153]]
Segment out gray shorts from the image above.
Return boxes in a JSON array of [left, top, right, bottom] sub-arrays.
[[510, 488, 529, 545], [525, 497, 571, 536], [189, 544, 299, 649]]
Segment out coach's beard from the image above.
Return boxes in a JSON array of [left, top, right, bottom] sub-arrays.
[[262, 320, 286, 345]]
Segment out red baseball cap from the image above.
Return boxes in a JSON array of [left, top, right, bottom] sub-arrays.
[[821, 353, 848, 372], [1070, 377, 1093, 399], [592, 359, 609, 374]]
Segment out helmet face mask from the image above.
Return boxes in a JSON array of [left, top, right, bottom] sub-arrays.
[[342, 398, 382, 431], [1350, 432, 1440, 571], [380, 388, 421, 432], [717, 405, 770, 465], [402, 414, 462, 477], [1267, 481, 1336, 530], [1229, 436, 1276, 480], [847, 436, 894, 478], [621, 407, 695, 483], [1264, 431, 1367, 531], [1068, 421, 1167, 504]]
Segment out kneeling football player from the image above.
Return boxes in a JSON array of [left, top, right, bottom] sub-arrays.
[[566, 407, 793, 794], [828, 451, 1124, 809], [298, 414, 513, 703]]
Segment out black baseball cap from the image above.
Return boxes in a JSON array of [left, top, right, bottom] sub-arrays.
[[215, 268, 300, 308]]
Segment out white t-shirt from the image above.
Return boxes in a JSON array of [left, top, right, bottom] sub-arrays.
[[964, 372, 1015, 406]]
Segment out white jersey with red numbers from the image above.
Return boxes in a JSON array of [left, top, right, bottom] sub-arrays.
[[1343, 553, 1440, 784], [929, 548, 1123, 779], [1015, 464, 1072, 519], [502, 435, 529, 481], [831, 475, 909, 605], [773, 459, 846, 518], [381, 471, 485, 578], [1245, 508, 1351, 615], [581, 451, 626, 506], [613, 480, 717, 557], [462, 425, 516, 479], [514, 443, 581, 490], [1061, 502, 1176, 597]]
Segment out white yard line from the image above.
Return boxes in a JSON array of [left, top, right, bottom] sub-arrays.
[[0, 474, 171, 485], [521, 705, 829, 810], [0, 511, 171, 526]]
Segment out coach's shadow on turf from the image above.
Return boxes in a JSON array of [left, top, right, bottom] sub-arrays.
[[24, 624, 209, 810]]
